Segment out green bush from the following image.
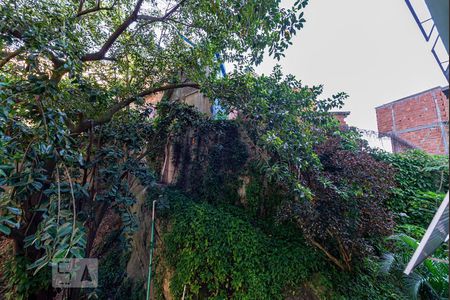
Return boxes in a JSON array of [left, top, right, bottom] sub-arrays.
[[374, 150, 448, 227], [161, 197, 408, 300], [374, 150, 449, 299], [94, 234, 132, 299], [162, 199, 324, 299], [327, 261, 407, 300], [1, 255, 50, 300], [380, 233, 448, 300]]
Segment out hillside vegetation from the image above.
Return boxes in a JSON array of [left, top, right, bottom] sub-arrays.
[[0, 1, 448, 299]]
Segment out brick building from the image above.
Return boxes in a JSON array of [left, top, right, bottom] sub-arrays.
[[375, 86, 449, 155], [330, 111, 350, 128]]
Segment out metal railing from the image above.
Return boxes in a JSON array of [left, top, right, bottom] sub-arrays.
[[405, 0, 449, 80]]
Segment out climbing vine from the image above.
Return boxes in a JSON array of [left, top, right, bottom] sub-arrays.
[[374, 149, 448, 227], [160, 193, 325, 300]]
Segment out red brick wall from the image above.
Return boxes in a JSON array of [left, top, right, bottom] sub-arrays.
[[376, 87, 449, 155], [334, 114, 347, 127], [144, 92, 164, 105], [331, 112, 350, 128], [376, 106, 394, 133]]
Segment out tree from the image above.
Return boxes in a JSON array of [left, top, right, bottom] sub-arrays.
[[0, 0, 309, 298], [203, 66, 347, 199], [278, 136, 396, 271]]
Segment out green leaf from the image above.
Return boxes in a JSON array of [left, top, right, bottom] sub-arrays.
[[0, 224, 11, 235], [70, 247, 84, 258], [57, 223, 72, 237]]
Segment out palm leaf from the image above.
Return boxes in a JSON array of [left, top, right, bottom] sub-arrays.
[[403, 272, 426, 300], [379, 252, 395, 274], [388, 233, 418, 250]]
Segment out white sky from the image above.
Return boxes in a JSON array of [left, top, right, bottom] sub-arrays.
[[256, 0, 448, 131]]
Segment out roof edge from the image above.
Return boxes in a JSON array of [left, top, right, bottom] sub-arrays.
[[375, 85, 449, 109], [330, 111, 351, 116]]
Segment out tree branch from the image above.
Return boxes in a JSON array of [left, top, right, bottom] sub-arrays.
[[0, 30, 65, 73], [137, 0, 188, 23], [136, 14, 160, 22], [77, 0, 86, 15], [308, 238, 347, 271], [81, 0, 145, 61], [163, 17, 201, 29], [76, 0, 117, 18], [81, 0, 188, 62], [0, 47, 24, 69], [72, 82, 199, 134]]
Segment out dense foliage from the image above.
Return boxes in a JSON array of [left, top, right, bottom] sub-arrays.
[[151, 109, 448, 299], [373, 150, 449, 299], [280, 136, 395, 271], [205, 70, 395, 271], [205, 66, 347, 199], [0, 0, 312, 298], [1, 0, 448, 299], [380, 233, 449, 300], [164, 199, 314, 299], [156, 189, 406, 300], [375, 150, 448, 227]]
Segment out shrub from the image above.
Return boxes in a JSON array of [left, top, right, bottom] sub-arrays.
[[374, 150, 449, 227], [279, 136, 396, 271], [328, 259, 407, 300], [162, 198, 324, 299], [380, 233, 449, 300], [1, 255, 50, 300]]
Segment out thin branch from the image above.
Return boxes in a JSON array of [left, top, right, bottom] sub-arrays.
[[76, 0, 117, 18], [136, 14, 161, 22], [36, 96, 50, 142], [62, 163, 77, 255], [18, 137, 36, 173], [163, 17, 202, 29], [308, 238, 346, 271], [77, 0, 86, 15], [56, 166, 62, 226], [428, 257, 449, 264], [72, 82, 199, 134], [137, 0, 188, 23]]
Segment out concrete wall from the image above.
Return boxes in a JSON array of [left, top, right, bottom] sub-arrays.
[[144, 87, 211, 116], [376, 86, 449, 155]]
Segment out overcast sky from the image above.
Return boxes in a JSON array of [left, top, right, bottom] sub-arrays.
[[256, 0, 448, 131]]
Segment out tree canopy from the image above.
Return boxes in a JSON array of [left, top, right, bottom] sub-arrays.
[[1, 1, 447, 299], [0, 0, 315, 298], [1, 0, 308, 132]]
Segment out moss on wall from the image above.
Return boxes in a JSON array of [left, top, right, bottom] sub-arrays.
[[167, 120, 249, 204]]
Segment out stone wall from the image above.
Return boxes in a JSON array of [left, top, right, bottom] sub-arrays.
[[144, 87, 211, 116]]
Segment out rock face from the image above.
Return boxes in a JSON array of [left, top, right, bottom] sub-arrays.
[[144, 85, 212, 117], [114, 119, 329, 299], [126, 181, 151, 281], [160, 123, 249, 199], [160, 130, 200, 186], [125, 178, 175, 300], [124, 120, 250, 299]]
